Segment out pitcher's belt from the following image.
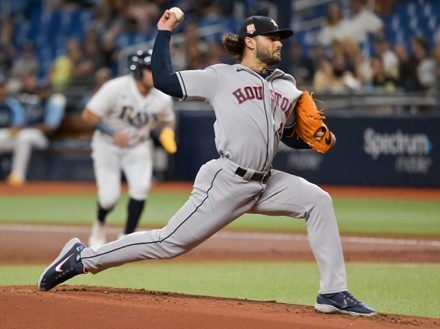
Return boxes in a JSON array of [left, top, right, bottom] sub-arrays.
[[235, 167, 271, 184]]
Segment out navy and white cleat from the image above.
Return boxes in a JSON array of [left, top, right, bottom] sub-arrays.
[[315, 291, 377, 317], [38, 238, 87, 291]]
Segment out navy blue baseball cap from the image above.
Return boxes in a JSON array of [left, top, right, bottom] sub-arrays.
[[238, 16, 293, 39]]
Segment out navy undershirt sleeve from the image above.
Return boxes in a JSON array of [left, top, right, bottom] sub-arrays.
[[151, 30, 183, 98], [281, 126, 311, 149], [281, 136, 311, 149]]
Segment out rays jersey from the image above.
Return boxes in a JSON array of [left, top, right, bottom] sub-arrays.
[[0, 98, 25, 128], [86, 75, 174, 146], [16, 92, 45, 125]]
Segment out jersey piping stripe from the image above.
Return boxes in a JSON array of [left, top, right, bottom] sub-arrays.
[[81, 169, 223, 261], [269, 76, 284, 147], [176, 72, 188, 101]]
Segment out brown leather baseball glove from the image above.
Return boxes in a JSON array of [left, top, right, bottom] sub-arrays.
[[293, 91, 335, 154]]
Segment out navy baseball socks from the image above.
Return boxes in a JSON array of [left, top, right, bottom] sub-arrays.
[[314, 291, 377, 317], [38, 238, 88, 291]]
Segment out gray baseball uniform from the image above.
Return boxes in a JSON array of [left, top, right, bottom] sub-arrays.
[[80, 63, 347, 294], [38, 15, 376, 317]]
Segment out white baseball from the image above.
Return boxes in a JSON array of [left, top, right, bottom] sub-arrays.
[[169, 7, 184, 21]]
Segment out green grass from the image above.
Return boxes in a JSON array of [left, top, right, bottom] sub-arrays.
[[332, 198, 440, 236], [1, 262, 439, 318], [0, 193, 186, 226], [1, 192, 439, 236]]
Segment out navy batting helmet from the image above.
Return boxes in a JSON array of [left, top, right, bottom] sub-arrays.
[[129, 49, 153, 80]]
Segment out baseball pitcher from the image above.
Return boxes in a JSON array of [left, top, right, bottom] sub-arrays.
[[39, 10, 376, 318]]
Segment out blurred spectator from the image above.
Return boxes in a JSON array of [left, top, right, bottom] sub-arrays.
[[340, 38, 359, 73], [374, 0, 398, 15], [67, 37, 101, 90], [49, 38, 82, 91], [316, 1, 350, 47], [411, 36, 436, 91], [185, 43, 206, 69], [219, 0, 261, 18], [394, 43, 420, 92], [394, 38, 435, 93], [0, 18, 17, 54], [373, 36, 399, 79], [100, 32, 120, 75], [50, 36, 102, 92], [313, 59, 345, 93], [183, 22, 208, 69], [204, 41, 231, 66], [309, 43, 328, 71], [289, 41, 315, 88], [0, 47, 13, 78], [90, 0, 125, 49], [8, 44, 39, 93], [313, 53, 361, 93], [344, 0, 384, 45], [79, 29, 107, 88], [115, 0, 159, 50], [5, 73, 66, 186], [92, 0, 126, 31], [169, 42, 187, 71], [340, 38, 371, 89], [196, 1, 225, 43], [116, 17, 143, 49], [0, 75, 25, 140], [126, 0, 159, 34], [433, 37, 440, 65], [370, 56, 397, 92], [93, 67, 113, 93], [433, 38, 440, 86], [43, 0, 83, 11]]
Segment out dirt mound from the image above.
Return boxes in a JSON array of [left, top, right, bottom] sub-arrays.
[[1, 286, 438, 329]]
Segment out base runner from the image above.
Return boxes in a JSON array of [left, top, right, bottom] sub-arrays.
[[81, 49, 176, 246]]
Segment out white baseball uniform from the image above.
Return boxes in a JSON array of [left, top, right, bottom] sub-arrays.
[[86, 74, 175, 209]]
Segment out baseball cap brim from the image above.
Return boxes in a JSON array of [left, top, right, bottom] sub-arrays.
[[260, 29, 293, 39]]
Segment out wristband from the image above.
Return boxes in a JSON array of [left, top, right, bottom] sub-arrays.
[[94, 121, 114, 136]]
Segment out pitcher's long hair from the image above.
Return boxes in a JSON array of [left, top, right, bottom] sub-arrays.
[[222, 33, 245, 62]]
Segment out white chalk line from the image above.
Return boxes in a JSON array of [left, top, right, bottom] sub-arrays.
[[1, 223, 439, 248]]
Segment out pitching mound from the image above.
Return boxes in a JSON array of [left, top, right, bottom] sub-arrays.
[[1, 285, 439, 329]]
